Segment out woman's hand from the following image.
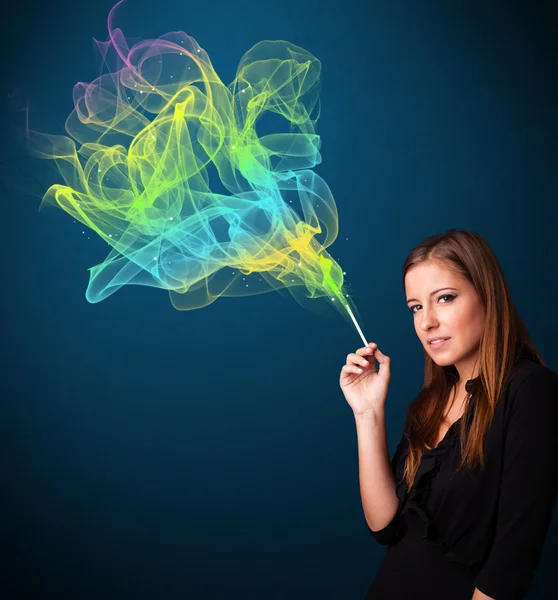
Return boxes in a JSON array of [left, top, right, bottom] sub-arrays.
[[339, 342, 391, 417]]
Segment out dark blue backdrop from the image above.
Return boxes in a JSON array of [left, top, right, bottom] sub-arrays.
[[1, 0, 557, 598]]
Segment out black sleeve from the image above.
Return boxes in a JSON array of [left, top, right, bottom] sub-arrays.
[[474, 369, 558, 600], [367, 430, 408, 546]]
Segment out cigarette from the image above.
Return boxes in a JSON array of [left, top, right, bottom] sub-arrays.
[[344, 303, 368, 347]]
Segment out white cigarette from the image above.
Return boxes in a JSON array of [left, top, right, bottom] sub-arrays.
[[344, 303, 369, 347]]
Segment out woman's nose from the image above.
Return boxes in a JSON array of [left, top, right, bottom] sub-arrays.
[[419, 310, 438, 330]]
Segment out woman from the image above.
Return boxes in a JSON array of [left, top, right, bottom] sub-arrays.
[[340, 229, 558, 600]]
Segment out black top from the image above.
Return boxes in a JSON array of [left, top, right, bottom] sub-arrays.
[[366, 356, 558, 600]]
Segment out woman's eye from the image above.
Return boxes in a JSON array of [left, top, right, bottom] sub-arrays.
[[409, 294, 455, 314]]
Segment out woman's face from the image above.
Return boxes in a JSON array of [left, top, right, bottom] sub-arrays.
[[404, 259, 486, 382]]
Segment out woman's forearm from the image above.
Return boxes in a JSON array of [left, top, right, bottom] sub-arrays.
[[472, 587, 494, 600], [355, 409, 399, 532]]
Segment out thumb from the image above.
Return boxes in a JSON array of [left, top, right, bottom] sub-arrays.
[[374, 347, 391, 374]]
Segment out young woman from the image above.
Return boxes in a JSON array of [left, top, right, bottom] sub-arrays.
[[340, 229, 558, 600]]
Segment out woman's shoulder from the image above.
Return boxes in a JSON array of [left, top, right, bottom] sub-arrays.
[[505, 358, 558, 415], [508, 358, 558, 389]]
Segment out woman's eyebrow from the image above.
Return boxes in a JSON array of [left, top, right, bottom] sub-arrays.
[[406, 287, 460, 304]]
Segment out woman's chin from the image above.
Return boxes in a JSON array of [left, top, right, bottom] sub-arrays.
[[428, 351, 454, 366]]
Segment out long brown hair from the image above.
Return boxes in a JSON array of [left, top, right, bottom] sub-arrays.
[[401, 229, 545, 492]]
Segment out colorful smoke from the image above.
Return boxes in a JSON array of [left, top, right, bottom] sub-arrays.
[[25, 0, 365, 337]]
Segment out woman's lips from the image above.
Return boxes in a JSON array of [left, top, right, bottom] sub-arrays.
[[429, 337, 451, 349]]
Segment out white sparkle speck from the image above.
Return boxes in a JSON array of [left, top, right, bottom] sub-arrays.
[[154, 257, 158, 261], [170, 217, 174, 221]]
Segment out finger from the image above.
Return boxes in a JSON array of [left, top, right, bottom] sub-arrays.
[[374, 348, 391, 378], [356, 346, 374, 356], [357, 349, 375, 366], [358, 342, 377, 354], [374, 347, 388, 361], [341, 364, 364, 376], [348, 353, 372, 368]]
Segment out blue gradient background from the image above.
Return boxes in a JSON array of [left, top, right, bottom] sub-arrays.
[[1, 0, 557, 598]]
